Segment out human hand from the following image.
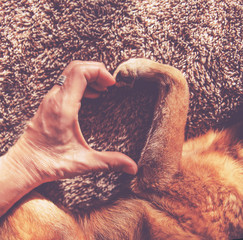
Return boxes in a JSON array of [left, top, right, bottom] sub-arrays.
[[6, 61, 138, 185]]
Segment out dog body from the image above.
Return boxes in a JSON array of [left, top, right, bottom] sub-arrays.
[[0, 59, 242, 239]]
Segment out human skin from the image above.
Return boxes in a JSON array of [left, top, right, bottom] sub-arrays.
[[0, 61, 138, 217]]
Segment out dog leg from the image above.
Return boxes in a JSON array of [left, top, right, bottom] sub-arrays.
[[114, 58, 189, 193]]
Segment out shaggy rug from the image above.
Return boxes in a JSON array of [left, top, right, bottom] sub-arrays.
[[0, 0, 242, 213]]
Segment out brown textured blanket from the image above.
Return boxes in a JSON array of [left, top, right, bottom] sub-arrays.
[[0, 0, 242, 213]]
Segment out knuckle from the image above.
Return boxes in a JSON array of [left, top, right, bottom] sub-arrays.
[[64, 61, 107, 83], [96, 62, 105, 68], [70, 64, 84, 75], [69, 64, 92, 78], [67, 60, 83, 68], [63, 61, 84, 76]]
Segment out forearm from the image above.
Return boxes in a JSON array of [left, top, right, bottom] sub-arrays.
[[0, 157, 30, 217], [0, 139, 46, 217]]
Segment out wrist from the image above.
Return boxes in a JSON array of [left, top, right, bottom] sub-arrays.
[[0, 151, 37, 217], [0, 134, 58, 217], [7, 134, 59, 184]]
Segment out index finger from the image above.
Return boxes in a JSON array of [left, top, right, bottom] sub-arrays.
[[62, 61, 115, 104]]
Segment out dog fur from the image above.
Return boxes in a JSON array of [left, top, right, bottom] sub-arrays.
[[0, 59, 242, 239]]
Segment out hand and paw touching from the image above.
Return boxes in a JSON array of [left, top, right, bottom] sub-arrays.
[[0, 61, 137, 217]]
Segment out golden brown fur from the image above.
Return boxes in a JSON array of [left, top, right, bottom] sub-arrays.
[[0, 59, 242, 239]]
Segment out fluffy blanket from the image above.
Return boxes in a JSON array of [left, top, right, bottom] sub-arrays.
[[0, 0, 242, 213]]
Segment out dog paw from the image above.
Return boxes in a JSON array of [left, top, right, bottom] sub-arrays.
[[113, 58, 153, 87], [113, 58, 188, 93]]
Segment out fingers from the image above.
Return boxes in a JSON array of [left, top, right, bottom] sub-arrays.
[[41, 61, 115, 124], [90, 151, 138, 175], [83, 86, 102, 99], [60, 61, 115, 102]]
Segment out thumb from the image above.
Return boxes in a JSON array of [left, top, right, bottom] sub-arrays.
[[91, 151, 138, 175]]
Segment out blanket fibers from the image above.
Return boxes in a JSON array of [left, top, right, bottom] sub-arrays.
[[0, 0, 242, 213]]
